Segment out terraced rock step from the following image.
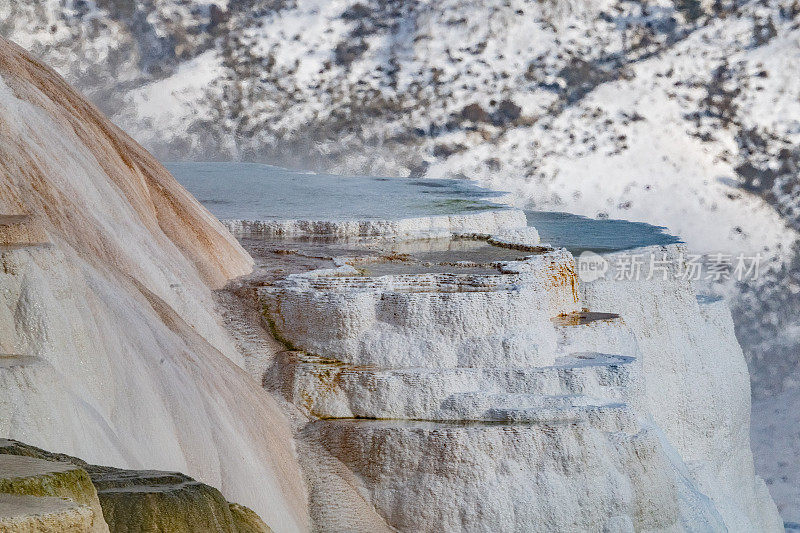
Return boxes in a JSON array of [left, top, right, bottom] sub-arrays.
[[440, 392, 634, 426], [476, 401, 634, 430], [91, 469, 271, 533], [0, 454, 108, 533], [262, 250, 581, 369], [301, 418, 683, 532], [224, 209, 528, 239], [0, 493, 94, 532], [553, 312, 640, 359], [0, 440, 271, 533], [280, 351, 638, 420]]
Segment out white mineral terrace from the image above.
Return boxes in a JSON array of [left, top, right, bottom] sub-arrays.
[[171, 162, 780, 532]]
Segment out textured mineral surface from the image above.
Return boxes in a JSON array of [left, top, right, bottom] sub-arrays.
[[190, 160, 779, 532]]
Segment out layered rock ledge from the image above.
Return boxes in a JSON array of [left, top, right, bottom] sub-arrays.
[[0, 439, 271, 533], [203, 180, 781, 532]]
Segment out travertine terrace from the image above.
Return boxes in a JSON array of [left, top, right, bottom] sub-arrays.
[[212, 185, 781, 531]]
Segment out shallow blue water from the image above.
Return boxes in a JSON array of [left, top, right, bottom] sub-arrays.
[[166, 162, 504, 221], [167, 161, 680, 253], [524, 211, 681, 254]]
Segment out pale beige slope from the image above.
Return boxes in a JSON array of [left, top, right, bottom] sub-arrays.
[[0, 36, 308, 532]]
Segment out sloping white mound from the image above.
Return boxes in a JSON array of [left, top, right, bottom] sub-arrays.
[[0, 37, 308, 532]]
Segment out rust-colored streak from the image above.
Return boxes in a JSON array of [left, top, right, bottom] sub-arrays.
[[0, 36, 252, 288], [545, 256, 579, 303]]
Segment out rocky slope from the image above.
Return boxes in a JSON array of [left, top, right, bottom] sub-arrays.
[[0, 36, 308, 531]]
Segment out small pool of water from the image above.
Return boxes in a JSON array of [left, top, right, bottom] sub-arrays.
[[349, 237, 535, 277], [524, 211, 681, 255], [378, 237, 533, 263], [355, 261, 502, 277]]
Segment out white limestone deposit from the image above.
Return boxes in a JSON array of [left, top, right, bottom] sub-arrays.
[[580, 247, 782, 532], [224, 208, 527, 239], [264, 249, 580, 369], [258, 212, 781, 531], [0, 37, 308, 532]]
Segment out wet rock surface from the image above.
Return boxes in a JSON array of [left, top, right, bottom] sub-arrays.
[[0, 445, 107, 533], [0, 493, 96, 532], [0, 440, 270, 533]]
